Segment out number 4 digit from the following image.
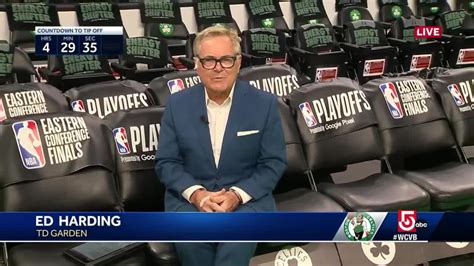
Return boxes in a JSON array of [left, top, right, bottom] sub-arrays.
[[42, 42, 50, 53]]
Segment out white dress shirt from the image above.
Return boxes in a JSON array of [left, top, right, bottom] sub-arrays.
[[182, 84, 252, 204]]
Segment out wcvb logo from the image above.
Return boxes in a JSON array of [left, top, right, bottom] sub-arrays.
[[414, 26, 442, 39], [398, 210, 416, 232], [113, 127, 131, 155], [379, 82, 404, 119]]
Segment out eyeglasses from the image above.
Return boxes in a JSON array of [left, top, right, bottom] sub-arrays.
[[196, 55, 240, 70]]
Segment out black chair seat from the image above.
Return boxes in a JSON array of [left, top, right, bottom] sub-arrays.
[[147, 243, 179, 266], [275, 188, 345, 211], [398, 162, 474, 210], [469, 157, 474, 164], [9, 243, 149, 266], [319, 173, 431, 211]]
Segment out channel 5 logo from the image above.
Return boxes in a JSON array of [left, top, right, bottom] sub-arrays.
[[397, 210, 427, 232]]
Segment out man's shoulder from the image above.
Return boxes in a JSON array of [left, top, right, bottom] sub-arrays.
[[167, 83, 202, 104], [237, 79, 277, 104]]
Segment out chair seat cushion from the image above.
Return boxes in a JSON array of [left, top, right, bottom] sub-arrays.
[[275, 188, 345, 212], [319, 173, 431, 211], [9, 243, 148, 266], [398, 162, 474, 210]]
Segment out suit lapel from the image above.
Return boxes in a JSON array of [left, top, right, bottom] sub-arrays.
[[218, 80, 248, 170], [192, 84, 217, 170]]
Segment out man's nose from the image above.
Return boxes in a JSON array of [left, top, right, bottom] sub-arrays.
[[213, 62, 224, 72]]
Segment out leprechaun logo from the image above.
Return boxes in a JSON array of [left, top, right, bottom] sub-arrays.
[[344, 212, 376, 241], [159, 23, 174, 36]]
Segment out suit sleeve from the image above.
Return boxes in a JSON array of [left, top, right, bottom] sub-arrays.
[[155, 97, 200, 197], [234, 95, 287, 201]]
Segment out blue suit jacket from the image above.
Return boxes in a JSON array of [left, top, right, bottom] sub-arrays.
[[155, 79, 287, 212]]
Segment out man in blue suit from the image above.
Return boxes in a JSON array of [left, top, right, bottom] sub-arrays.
[[155, 26, 287, 266]]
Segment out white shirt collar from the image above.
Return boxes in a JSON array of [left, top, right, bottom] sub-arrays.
[[205, 82, 236, 106]]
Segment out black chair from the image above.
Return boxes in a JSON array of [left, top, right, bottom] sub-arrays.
[[388, 16, 444, 71], [76, 2, 124, 27], [0, 82, 69, 123], [288, 78, 431, 211], [111, 37, 177, 84], [146, 69, 201, 106], [238, 64, 308, 98], [39, 55, 115, 92], [240, 28, 290, 67], [458, 0, 474, 14], [193, 0, 241, 34], [378, 0, 414, 23], [6, 3, 60, 59], [0, 41, 39, 85], [104, 107, 166, 211], [431, 67, 474, 163], [417, 0, 451, 18], [341, 20, 399, 84], [291, 23, 351, 82], [435, 10, 474, 67], [64, 79, 150, 119], [364, 74, 474, 210], [0, 112, 149, 265], [290, 0, 333, 28], [141, 0, 189, 57], [338, 5, 374, 26], [245, 0, 290, 33]]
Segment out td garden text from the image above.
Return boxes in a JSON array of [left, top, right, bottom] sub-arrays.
[[35, 215, 121, 238]]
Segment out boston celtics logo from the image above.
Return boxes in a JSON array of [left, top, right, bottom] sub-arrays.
[[159, 23, 174, 36], [470, 2, 474, 9], [350, 9, 362, 21], [308, 19, 319, 24], [262, 18, 275, 28], [344, 212, 376, 241], [391, 5, 402, 18], [430, 6, 439, 14]]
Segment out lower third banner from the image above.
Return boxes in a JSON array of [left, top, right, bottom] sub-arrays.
[[0, 212, 471, 241]]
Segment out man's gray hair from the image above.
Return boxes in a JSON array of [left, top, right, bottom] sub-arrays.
[[193, 26, 241, 57]]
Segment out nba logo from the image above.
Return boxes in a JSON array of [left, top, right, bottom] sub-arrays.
[[299, 102, 318, 128], [379, 82, 404, 119], [12, 120, 46, 169], [167, 79, 185, 94], [447, 84, 465, 106], [0, 98, 7, 122], [71, 100, 86, 112], [113, 127, 131, 155]]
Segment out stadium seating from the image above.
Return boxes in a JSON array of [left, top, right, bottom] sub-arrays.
[[240, 28, 290, 67], [0, 112, 144, 265], [291, 23, 351, 82], [341, 20, 399, 83], [111, 36, 177, 84], [104, 107, 166, 211], [146, 69, 201, 106], [64, 79, 150, 119], [245, 0, 290, 33], [431, 67, 474, 163], [378, 0, 414, 23], [39, 55, 115, 92], [0, 82, 69, 123], [0, 41, 38, 84], [417, 0, 452, 18], [364, 74, 474, 210], [388, 16, 444, 71], [193, 0, 241, 34], [290, 0, 333, 28], [288, 78, 431, 211], [141, 0, 189, 56]]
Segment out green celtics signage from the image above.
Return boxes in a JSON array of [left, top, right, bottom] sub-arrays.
[[123, 37, 168, 66], [246, 0, 283, 18], [194, 0, 233, 25], [77, 3, 122, 26], [344, 213, 376, 241], [0, 43, 13, 78], [291, 0, 327, 25], [61, 55, 106, 76], [6, 3, 59, 31], [140, 0, 181, 24]]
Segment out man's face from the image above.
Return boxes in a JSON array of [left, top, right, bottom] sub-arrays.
[[195, 35, 241, 95]]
